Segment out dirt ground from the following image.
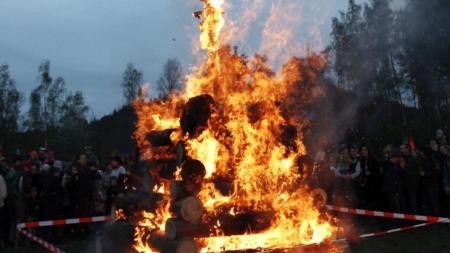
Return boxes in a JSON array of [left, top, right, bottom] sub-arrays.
[[5, 217, 450, 253]]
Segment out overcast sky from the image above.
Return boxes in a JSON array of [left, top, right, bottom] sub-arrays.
[[0, 0, 401, 118]]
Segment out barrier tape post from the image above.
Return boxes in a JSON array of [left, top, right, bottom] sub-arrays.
[[16, 215, 112, 253]]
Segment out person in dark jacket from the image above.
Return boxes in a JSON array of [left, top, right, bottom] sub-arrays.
[[359, 146, 381, 208], [382, 149, 403, 212], [25, 187, 41, 222], [421, 142, 441, 216], [41, 166, 64, 241], [400, 144, 422, 214]]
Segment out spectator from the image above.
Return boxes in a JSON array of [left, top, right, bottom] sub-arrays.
[[66, 163, 93, 236], [400, 144, 421, 214], [29, 164, 42, 193], [311, 150, 335, 200], [0, 170, 7, 248], [29, 150, 41, 167], [25, 187, 40, 222], [421, 142, 441, 216], [334, 145, 361, 206], [382, 149, 403, 212], [442, 145, 450, 216], [359, 146, 381, 208], [84, 146, 99, 168], [110, 156, 126, 179], [105, 177, 120, 215], [38, 147, 47, 164], [382, 145, 393, 161], [436, 129, 447, 146]]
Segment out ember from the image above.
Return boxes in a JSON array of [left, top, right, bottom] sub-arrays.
[[133, 0, 339, 252]]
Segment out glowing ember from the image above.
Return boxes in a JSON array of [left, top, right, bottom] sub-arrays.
[[133, 0, 339, 252]]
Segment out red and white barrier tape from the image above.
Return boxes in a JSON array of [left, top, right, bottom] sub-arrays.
[[16, 227, 64, 253], [282, 222, 436, 253], [334, 222, 435, 242], [17, 215, 112, 229], [326, 205, 450, 223], [16, 215, 112, 253]]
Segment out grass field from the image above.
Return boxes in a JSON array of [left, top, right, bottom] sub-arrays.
[[5, 220, 450, 253]]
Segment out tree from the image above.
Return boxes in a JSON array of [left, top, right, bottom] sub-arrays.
[[27, 60, 68, 134], [331, 0, 366, 92], [57, 91, 90, 156], [60, 91, 89, 124], [157, 58, 183, 99], [0, 64, 23, 143], [27, 88, 44, 131], [121, 63, 143, 104], [47, 77, 66, 127], [397, 0, 450, 123]]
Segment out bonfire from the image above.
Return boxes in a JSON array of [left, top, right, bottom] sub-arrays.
[[132, 0, 340, 252]]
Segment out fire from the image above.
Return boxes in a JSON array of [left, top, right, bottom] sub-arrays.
[[133, 0, 339, 252]]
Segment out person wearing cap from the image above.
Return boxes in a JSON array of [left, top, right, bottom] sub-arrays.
[[382, 148, 403, 212]]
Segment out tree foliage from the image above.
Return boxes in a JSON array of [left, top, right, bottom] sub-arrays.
[[0, 64, 23, 143], [121, 63, 143, 104], [157, 58, 183, 99]]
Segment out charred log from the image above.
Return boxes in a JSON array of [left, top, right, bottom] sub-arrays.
[[150, 230, 199, 253], [176, 141, 186, 166], [147, 129, 176, 147], [165, 218, 209, 239], [150, 159, 178, 180], [180, 94, 214, 138], [280, 125, 298, 151]]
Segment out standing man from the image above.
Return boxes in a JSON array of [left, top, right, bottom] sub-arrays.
[[382, 149, 403, 212], [400, 144, 421, 213]]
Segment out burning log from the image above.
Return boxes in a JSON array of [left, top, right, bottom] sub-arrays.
[[170, 160, 207, 223], [150, 230, 199, 253], [180, 196, 205, 223], [280, 125, 298, 151], [180, 94, 214, 138], [151, 159, 178, 180], [170, 194, 205, 224], [311, 188, 327, 208], [165, 218, 209, 239], [147, 129, 176, 147], [165, 210, 273, 241], [176, 141, 186, 166]]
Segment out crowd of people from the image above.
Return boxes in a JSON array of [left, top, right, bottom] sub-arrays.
[[0, 146, 131, 248], [308, 129, 450, 218], [1, 129, 450, 248]]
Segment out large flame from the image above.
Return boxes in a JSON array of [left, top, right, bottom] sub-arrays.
[[133, 0, 338, 252]]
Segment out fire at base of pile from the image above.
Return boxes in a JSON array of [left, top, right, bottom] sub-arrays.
[[131, 92, 341, 253]]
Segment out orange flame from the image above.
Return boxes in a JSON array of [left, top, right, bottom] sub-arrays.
[[133, 0, 339, 252]]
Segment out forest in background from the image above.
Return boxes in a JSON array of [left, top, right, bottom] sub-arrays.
[[0, 0, 449, 163]]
